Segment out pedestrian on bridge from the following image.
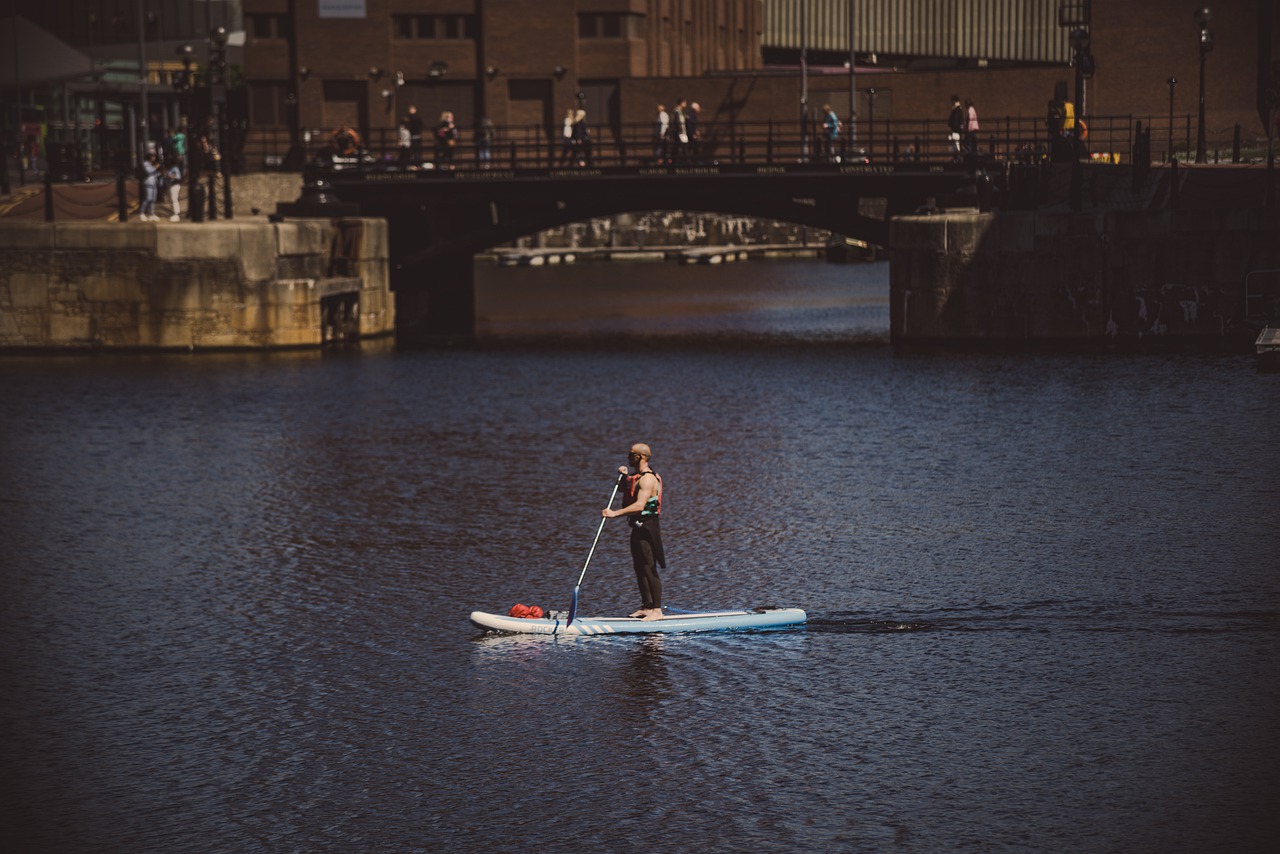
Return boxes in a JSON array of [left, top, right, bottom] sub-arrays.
[[477, 116, 495, 168], [560, 108, 577, 166], [947, 95, 965, 161], [406, 106, 424, 165], [964, 99, 980, 155], [822, 104, 841, 162], [687, 102, 701, 163], [672, 100, 690, 162], [397, 119, 412, 166], [435, 111, 458, 169], [571, 110, 591, 167], [653, 104, 670, 164]]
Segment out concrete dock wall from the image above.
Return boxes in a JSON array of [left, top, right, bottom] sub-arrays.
[[890, 207, 1280, 347], [0, 218, 394, 350]]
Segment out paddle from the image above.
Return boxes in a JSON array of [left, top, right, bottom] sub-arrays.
[[567, 472, 625, 627]]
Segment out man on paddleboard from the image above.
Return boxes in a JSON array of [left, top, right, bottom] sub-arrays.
[[602, 443, 666, 620]]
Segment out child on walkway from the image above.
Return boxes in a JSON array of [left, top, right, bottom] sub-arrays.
[[166, 158, 183, 221], [140, 153, 160, 221]]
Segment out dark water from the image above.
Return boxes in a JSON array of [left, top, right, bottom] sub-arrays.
[[2, 260, 1278, 853]]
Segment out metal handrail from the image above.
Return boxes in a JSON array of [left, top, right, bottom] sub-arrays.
[[241, 113, 1241, 173]]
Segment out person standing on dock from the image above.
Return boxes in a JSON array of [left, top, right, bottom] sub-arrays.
[[165, 157, 183, 221], [603, 443, 666, 621], [140, 153, 160, 221]]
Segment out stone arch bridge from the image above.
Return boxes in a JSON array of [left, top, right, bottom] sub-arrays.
[[281, 162, 982, 342]]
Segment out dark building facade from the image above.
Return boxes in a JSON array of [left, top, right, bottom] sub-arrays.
[[236, 0, 1272, 168], [4, 0, 242, 171], [242, 0, 764, 158], [4, 1, 1274, 174]]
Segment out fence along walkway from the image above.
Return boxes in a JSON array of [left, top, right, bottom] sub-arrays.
[[246, 113, 1240, 173]]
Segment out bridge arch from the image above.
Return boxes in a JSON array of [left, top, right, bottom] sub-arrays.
[[283, 164, 977, 342]]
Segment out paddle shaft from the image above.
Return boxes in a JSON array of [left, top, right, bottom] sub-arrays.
[[568, 473, 624, 625], [575, 474, 623, 589]]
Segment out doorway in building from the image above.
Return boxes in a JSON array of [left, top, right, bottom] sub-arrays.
[[508, 79, 554, 160]]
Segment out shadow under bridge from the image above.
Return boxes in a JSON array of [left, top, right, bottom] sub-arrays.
[[283, 163, 978, 343]]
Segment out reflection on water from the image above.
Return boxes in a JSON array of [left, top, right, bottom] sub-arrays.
[[476, 258, 892, 342], [2, 260, 1278, 852]]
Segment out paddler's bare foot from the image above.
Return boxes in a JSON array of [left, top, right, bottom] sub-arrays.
[[641, 608, 664, 621], [629, 609, 646, 618]]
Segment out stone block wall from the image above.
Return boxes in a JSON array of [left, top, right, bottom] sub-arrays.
[[0, 218, 394, 350], [890, 205, 1280, 347]]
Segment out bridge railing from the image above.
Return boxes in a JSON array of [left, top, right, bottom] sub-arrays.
[[245, 114, 1209, 173]]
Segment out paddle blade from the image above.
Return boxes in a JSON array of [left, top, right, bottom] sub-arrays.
[[566, 586, 580, 627]]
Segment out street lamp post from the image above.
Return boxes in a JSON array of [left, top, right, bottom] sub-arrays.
[[135, 0, 149, 171], [799, 0, 808, 161], [1195, 7, 1213, 164], [1068, 28, 1092, 211], [174, 45, 194, 132], [1166, 77, 1177, 161], [866, 88, 876, 159], [174, 43, 199, 221], [208, 25, 228, 220], [847, 0, 857, 148]]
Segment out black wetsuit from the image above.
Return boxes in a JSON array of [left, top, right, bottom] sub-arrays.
[[625, 471, 665, 609]]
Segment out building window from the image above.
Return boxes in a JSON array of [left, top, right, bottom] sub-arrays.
[[247, 13, 287, 41], [393, 14, 477, 40], [250, 82, 290, 127], [578, 13, 641, 39]]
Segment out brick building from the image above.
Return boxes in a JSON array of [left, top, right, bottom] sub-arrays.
[[239, 0, 1274, 167], [11, 2, 1266, 172], [243, 0, 765, 157]]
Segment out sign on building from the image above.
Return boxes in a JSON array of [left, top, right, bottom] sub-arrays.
[[319, 1, 366, 19]]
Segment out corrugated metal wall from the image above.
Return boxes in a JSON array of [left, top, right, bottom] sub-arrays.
[[763, 0, 1072, 64]]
